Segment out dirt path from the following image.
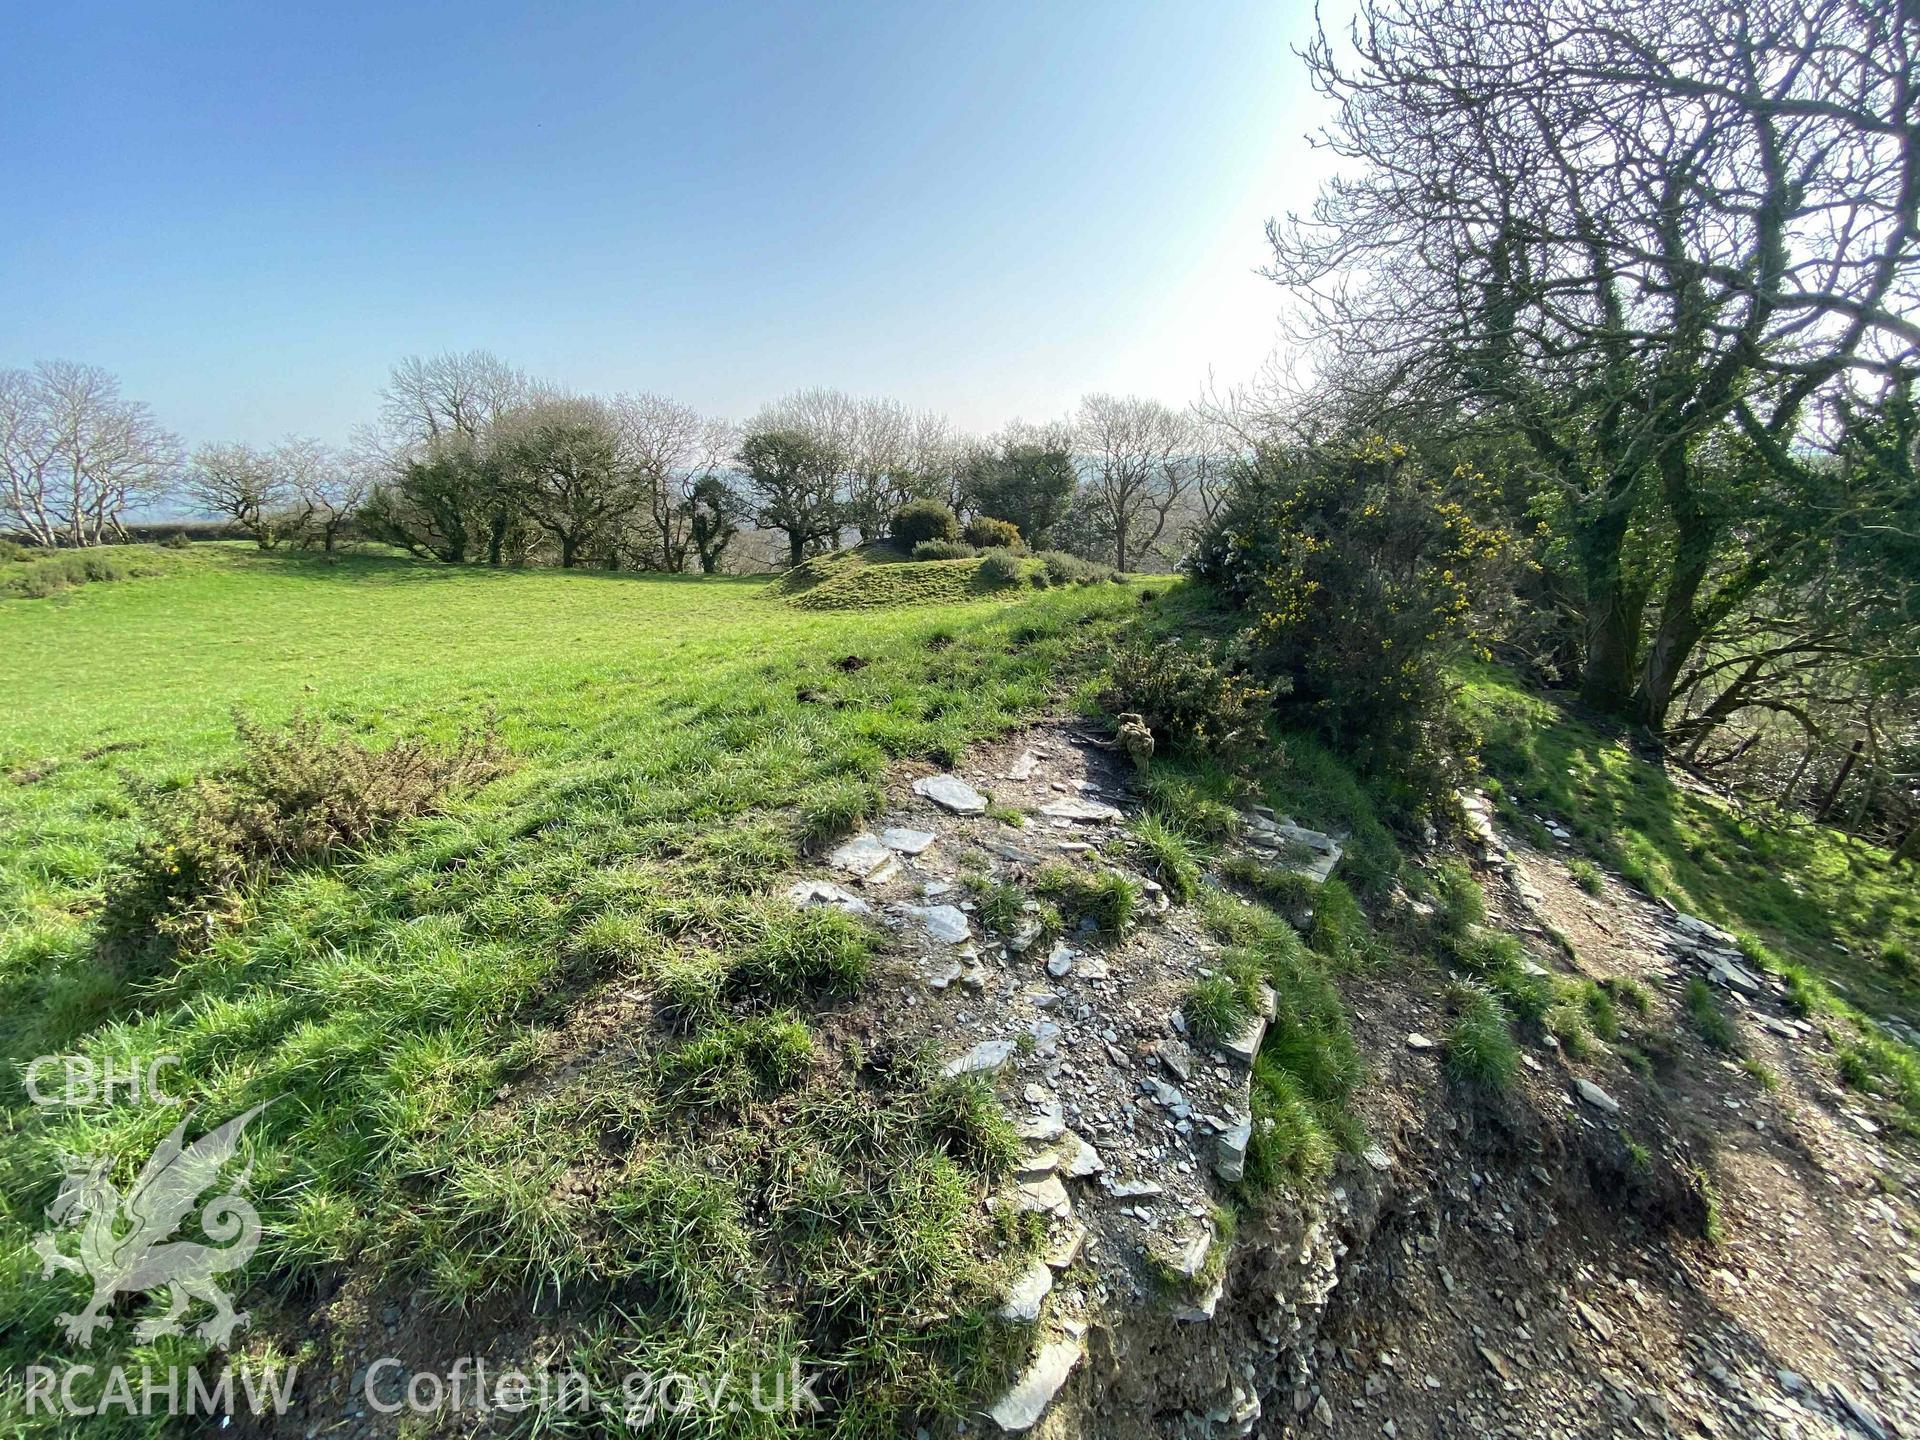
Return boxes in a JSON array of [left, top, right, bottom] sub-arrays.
[[1298, 818, 1920, 1440]]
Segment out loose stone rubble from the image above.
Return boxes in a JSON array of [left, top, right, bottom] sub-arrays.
[[774, 726, 1378, 1434]]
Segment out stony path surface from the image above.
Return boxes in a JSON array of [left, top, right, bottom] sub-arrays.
[[1297, 799, 1920, 1440]]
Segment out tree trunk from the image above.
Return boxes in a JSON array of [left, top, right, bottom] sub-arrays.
[[1113, 515, 1129, 574], [787, 533, 805, 568], [1633, 447, 1723, 731], [1636, 570, 1710, 730], [1894, 818, 1919, 866], [1573, 495, 1643, 717], [560, 536, 578, 568], [1581, 599, 1640, 717], [1815, 739, 1864, 820], [488, 514, 507, 567]]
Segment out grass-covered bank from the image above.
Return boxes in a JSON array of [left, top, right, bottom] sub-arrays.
[[1458, 668, 1920, 1026], [1460, 667, 1920, 1131], [0, 544, 1151, 1435]]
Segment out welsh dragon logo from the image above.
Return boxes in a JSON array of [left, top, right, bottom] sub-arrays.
[[32, 1103, 269, 1349]]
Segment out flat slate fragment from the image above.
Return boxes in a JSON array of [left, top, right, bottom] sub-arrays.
[[907, 904, 972, 943], [913, 774, 988, 815], [785, 879, 873, 917], [943, 1038, 1016, 1077], [1038, 796, 1123, 823], [827, 832, 894, 877], [989, 1339, 1082, 1432]]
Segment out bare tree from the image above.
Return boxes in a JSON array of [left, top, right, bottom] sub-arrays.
[[187, 442, 294, 547], [606, 393, 734, 570], [0, 361, 181, 546], [281, 437, 368, 552], [1183, 405, 1245, 525], [1271, 0, 1920, 725], [1075, 394, 1195, 571], [378, 350, 530, 447], [752, 389, 955, 540]]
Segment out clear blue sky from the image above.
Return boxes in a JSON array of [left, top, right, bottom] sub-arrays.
[[1, 0, 1339, 447]]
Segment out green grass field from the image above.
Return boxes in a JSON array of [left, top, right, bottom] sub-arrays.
[[0, 544, 1153, 1435]]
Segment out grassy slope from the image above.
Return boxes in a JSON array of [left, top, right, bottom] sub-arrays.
[[1457, 667, 1920, 1026], [0, 545, 1150, 1434]]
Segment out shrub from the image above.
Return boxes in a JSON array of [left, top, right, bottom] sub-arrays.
[[1098, 637, 1273, 759], [1187, 436, 1517, 805], [891, 500, 958, 548], [976, 551, 1024, 587], [911, 539, 976, 560], [160, 530, 193, 549], [962, 516, 1023, 550], [1034, 550, 1113, 587], [105, 712, 509, 956]]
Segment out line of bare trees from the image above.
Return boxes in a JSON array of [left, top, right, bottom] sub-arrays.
[[1, 348, 1245, 574]]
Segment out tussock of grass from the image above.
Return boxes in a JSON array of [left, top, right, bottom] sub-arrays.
[[1216, 859, 1378, 970], [1605, 976, 1653, 1015], [1431, 859, 1485, 934], [796, 774, 881, 848], [1139, 763, 1244, 841], [1033, 861, 1136, 934], [1684, 976, 1741, 1052], [1568, 857, 1604, 895], [1191, 889, 1362, 1189], [961, 872, 1033, 936], [1131, 812, 1202, 901], [654, 1011, 815, 1109], [1834, 1034, 1920, 1134], [1445, 981, 1519, 1089], [1182, 962, 1261, 1046]]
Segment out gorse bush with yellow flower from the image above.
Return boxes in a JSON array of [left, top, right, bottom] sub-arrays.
[[1188, 436, 1519, 810]]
